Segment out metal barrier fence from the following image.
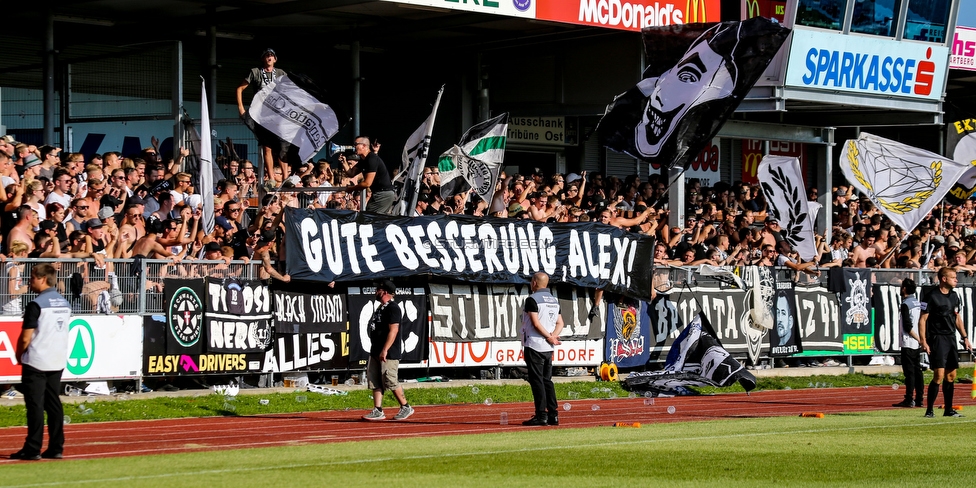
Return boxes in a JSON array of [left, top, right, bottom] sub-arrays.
[[0, 260, 949, 318], [0, 258, 265, 316]]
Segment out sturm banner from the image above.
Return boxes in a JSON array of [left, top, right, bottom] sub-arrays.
[[283, 208, 655, 298], [346, 286, 429, 366], [205, 278, 273, 354], [428, 283, 603, 342]]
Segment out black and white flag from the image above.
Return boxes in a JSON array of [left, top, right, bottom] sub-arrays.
[[249, 73, 341, 162], [397, 86, 444, 216], [622, 312, 756, 396], [759, 156, 817, 261], [597, 17, 789, 170]]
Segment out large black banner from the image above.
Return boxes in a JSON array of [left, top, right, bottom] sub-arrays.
[[283, 208, 654, 299], [272, 288, 345, 334], [839, 269, 872, 336], [205, 278, 273, 353], [596, 17, 790, 171], [164, 278, 206, 356], [143, 315, 265, 376], [347, 285, 428, 366], [428, 283, 602, 342]]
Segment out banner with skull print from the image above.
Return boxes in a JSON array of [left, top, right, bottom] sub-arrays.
[[605, 296, 650, 368], [204, 278, 273, 354], [839, 269, 873, 355]]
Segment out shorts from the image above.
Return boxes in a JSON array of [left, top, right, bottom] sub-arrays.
[[928, 334, 960, 371], [366, 190, 397, 215], [366, 357, 400, 392]]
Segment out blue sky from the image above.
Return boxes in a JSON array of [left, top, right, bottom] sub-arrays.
[[960, 2, 976, 28]]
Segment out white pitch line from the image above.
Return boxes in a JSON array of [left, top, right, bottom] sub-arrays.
[[4, 418, 973, 488]]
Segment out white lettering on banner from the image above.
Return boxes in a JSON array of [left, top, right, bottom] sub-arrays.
[[207, 282, 271, 315], [875, 284, 900, 353], [297, 216, 640, 289], [274, 293, 306, 324], [263, 333, 337, 373], [210, 320, 268, 350], [310, 295, 343, 324]]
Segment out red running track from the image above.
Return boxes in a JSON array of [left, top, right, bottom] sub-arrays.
[[0, 386, 967, 462]]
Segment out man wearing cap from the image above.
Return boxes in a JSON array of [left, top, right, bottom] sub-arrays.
[[362, 279, 413, 421], [237, 48, 290, 180]]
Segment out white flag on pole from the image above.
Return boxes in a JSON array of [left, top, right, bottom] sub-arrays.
[[397, 86, 444, 216], [248, 74, 340, 163], [758, 156, 817, 261]]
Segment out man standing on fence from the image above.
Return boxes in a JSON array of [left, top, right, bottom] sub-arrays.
[[236, 48, 290, 180], [893, 278, 923, 408], [919, 267, 973, 418], [10, 264, 72, 460], [362, 279, 414, 421], [521, 271, 565, 426]]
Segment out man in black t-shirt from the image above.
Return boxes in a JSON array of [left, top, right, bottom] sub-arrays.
[[345, 136, 396, 215], [362, 280, 414, 421], [919, 267, 973, 418]]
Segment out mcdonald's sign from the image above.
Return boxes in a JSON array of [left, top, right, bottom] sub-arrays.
[[740, 139, 807, 184], [743, 0, 787, 23], [535, 0, 721, 32]]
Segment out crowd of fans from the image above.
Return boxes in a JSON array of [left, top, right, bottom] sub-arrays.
[[0, 129, 965, 320]]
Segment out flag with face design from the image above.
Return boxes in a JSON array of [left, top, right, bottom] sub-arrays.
[[596, 17, 790, 170]]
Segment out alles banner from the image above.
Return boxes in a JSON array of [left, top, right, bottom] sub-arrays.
[[536, 0, 720, 31]]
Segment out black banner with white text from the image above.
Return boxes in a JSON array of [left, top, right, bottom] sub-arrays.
[[284, 208, 655, 298]]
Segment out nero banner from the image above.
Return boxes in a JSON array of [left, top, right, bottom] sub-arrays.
[[283, 208, 654, 299], [164, 278, 206, 355], [205, 278, 273, 353], [606, 297, 650, 368], [143, 315, 264, 375], [347, 286, 428, 366], [792, 285, 843, 354], [428, 283, 603, 342], [262, 333, 348, 373], [272, 288, 345, 334]]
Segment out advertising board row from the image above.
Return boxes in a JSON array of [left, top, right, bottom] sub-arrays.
[[4, 271, 973, 383]]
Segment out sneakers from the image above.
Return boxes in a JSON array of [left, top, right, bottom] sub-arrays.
[[9, 450, 41, 461], [891, 400, 914, 408], [547, 415, 559, 426], [522, 416, 548, 426], [924, 410, 935, 418], [362, 408, 386, 421], [393, 405, 415, 421], [944, 409, 965, 418], [823, 359, 842, 367]]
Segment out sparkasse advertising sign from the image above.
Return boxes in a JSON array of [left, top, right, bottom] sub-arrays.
[[785, 28, 948, 101]]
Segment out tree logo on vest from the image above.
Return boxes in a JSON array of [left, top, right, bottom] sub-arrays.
[[169, 286, 203, 347], [66, 319, 94, 376]]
